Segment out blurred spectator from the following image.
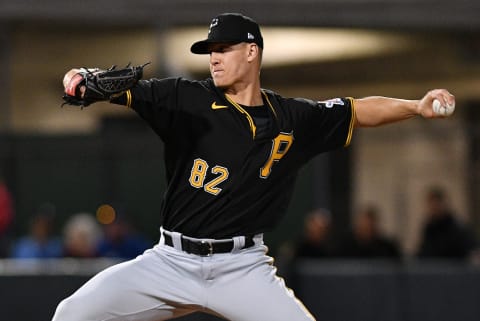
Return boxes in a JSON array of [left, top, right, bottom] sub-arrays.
[[96, 214, 151, 260], [11, 203, 62, 258], [339, 204, 400, 259], [63, 212, 102, 258], [417, 186, 476, 259], [0, 174, 14, 257], [294, 208, 334, 258]]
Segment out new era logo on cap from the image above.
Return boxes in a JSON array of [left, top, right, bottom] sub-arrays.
[[191, 13, 263, 54]]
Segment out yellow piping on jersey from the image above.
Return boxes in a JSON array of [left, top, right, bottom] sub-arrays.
[[345, 97, 356, 147], [262, 91, 277, 118], [126, 90, 132, 108], [225, 91, 277, 139], [225, 94, 257, 139]]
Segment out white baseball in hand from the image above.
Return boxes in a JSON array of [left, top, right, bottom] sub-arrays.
[[432, 99, 455, 116]]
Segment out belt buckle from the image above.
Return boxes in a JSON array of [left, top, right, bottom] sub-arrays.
[[199, 240, 214, 256]]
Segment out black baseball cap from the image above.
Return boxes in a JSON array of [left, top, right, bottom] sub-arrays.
[[191, 13, 263, 54]]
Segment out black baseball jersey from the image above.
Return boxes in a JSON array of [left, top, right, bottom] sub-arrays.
[[112, 78, 355, 238]]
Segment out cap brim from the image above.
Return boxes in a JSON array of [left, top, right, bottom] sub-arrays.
[[190, 39, 212, 55], [190, 39, 242, 55]]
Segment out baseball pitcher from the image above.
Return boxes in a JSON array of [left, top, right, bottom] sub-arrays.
[[54, 13, 455, 321]]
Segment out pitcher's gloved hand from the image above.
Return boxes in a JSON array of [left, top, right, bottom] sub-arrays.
[[62, 62, 150, 107]]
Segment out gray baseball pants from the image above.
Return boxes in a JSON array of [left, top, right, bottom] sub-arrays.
[[51, 231, 315, 321]]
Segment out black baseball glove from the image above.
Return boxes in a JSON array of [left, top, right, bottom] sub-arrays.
[[62, 62, 150, 107]]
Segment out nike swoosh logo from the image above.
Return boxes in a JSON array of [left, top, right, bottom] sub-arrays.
[[211, 101, 228, 110]]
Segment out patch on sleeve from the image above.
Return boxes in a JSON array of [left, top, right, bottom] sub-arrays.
[[317, 98, 345, 109]]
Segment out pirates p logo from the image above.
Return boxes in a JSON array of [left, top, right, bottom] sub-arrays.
[[209, 18, 219, 34]]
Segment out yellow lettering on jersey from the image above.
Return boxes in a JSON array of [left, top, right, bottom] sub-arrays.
[[188, 159, 230, 195], [189, 158, 209, 189], [204, 166, 230, 195], [260, 132, 294, 179]]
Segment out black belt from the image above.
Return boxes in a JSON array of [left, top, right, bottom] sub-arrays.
[[163, 232, 255, 256]]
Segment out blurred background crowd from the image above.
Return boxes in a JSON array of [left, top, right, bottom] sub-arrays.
[[0, 183, 151, 260], [288, 186, 478, 262]]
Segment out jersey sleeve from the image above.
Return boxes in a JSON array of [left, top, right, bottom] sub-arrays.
[[110, 77, 181, 140], [292, 97, 355, 156]]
